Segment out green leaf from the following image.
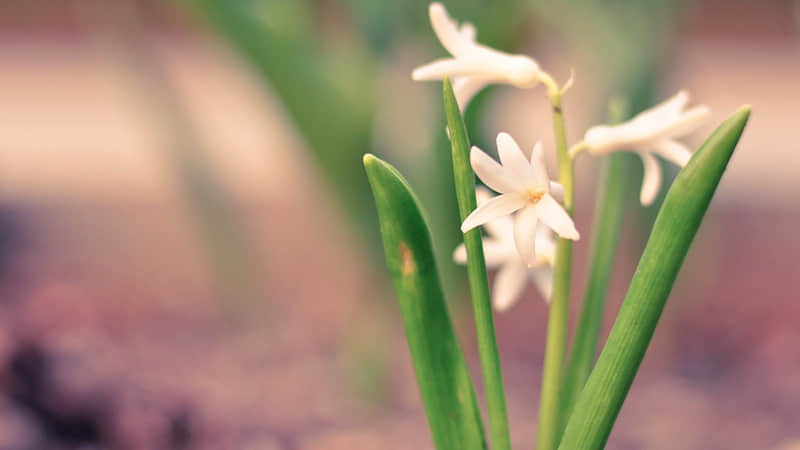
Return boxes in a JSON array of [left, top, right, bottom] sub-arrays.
[[558, 106, 751, 450], [443, 77, 512, 450], [363, 154, 486, 450]]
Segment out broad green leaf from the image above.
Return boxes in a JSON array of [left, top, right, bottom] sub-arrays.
[[363, 154, 486, 450], [443, 77, 511, 450], [558, 106, 750, 450]]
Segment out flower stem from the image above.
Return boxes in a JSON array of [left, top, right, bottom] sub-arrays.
[[536, 91, 574, 450], [557, 100, 631, 434], [443, 77, 511, 450]]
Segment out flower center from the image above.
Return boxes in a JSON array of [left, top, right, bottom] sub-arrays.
[[524, 189, 545, 204]]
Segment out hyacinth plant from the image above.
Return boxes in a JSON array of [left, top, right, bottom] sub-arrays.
[[365, 3, 750, 450]]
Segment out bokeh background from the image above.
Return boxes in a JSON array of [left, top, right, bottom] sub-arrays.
[[0, 0, 798, 449]]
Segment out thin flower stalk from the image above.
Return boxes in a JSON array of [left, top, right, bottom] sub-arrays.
[[536, 86, 576, 450], [443, 77, 512, 450]]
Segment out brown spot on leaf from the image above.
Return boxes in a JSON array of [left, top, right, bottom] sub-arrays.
[[399, 242, 415, 275]]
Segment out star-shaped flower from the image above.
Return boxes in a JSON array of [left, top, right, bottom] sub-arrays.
[[454, 188, 556, 311], [578, 90, 711, 205], [461, 132, 579, 267], [412, 2, 548, 110]]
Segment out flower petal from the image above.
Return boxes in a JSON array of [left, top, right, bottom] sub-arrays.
[[513, 205, 540, 267], [529, 141, 550, 187], [412, 58, 489, 80], [453, 240, 508, 268], [655, 139, 692, 167], [474, 187, 514, 239], [653, 90, 689, 117], [484, 216, 514, 241], [470, 146, 519, 193], [461, 193, 525, 232], [530, 266, 554, 303], [534, 228, 557, 266], [452, 243, 467, 264], [482, 241, 512, 267], [453, 76, 492, 110], [582, 124, 618, 154], [492, 263, 528, 312], [548, 181, 564, 201], [496, 132, 533, 184], [639, 152, 662, 206], [429, 3, 473, 57], [459, 22, 476, 41], [659, 105, 711, 138], [537, 194, 580, 240]]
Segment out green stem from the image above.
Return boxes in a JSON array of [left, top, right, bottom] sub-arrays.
[[557, 101, 632, 432], [443, 78, 511, 450], [536, 91, 574, 450], [557, 153, 632, 430]]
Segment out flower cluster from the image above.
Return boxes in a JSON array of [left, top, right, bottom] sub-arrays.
[[414, 3, 710, 310]]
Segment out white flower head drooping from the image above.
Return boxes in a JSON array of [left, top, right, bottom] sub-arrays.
[[412, 2, 548, 110], [455, 188, 556, 311], [461, 132, 579, 267], [579, 90, 711, 205]]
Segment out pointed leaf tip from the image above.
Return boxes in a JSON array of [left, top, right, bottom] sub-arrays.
[[362, 153, 376, 166], [364, 154, 487, 450]]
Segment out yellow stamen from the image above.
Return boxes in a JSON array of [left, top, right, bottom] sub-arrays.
[[525, 189, 545, 204]]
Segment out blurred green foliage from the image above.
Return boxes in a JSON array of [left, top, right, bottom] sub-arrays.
[[180, 0, 539, 294]]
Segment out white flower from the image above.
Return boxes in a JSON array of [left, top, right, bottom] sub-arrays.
[[580, 90, 711, 205], [412, 2, 547, 110], [461, 132, 579, 267], [455, 188, 556, 311]]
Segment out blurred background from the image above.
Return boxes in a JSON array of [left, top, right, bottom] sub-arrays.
[[0, 0, 798, 449]]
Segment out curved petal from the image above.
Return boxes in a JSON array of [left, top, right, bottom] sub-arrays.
[[461, 193, 525, 232], [659, 105, 711, 139], [470, 146, 518, 193], [655, 139, 693, 167], [639, 152, 662, 206], [474, 187, 515, 239], [492, 263, 528, 312], [513, 205, 540, 267], [496, 132, 533, 184], [429, 3, 473, 57], [453, 76, 491, 110], [653, 90, 689, 117], [537, 194, 580, 240], [529, 141, 550, 187], [530, 266, 554, 303]]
